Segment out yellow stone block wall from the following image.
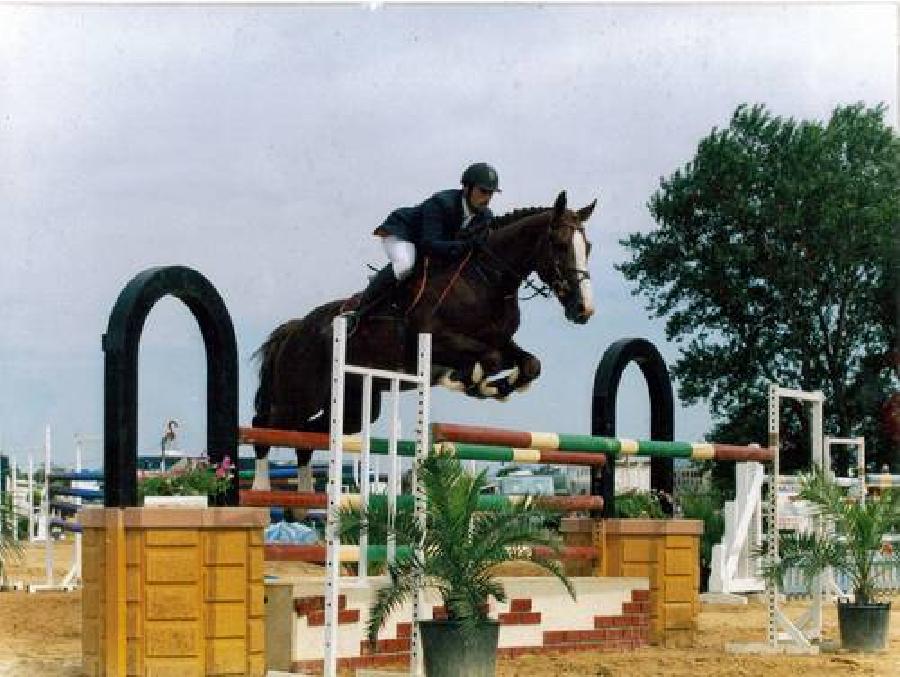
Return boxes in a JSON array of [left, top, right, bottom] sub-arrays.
[[602, 519, 702, 648], [82, 507, 268, 676]]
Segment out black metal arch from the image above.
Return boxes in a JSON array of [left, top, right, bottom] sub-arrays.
[[591, 338, 674, 517], [103, 266, 239, 507]]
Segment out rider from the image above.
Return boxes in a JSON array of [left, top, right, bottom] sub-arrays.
[[352, 162, 501, 315]]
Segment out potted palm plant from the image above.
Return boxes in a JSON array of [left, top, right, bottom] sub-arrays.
[[763, 468, 900, 651], [365, 453, 576, 677]]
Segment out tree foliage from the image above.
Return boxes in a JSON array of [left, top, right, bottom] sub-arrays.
[[619, 103, 899, 472]]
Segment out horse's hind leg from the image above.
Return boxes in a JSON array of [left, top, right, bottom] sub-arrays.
[[251, 413, 273, 492]]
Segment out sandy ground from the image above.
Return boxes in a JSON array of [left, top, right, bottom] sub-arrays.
[[1, 542, 899, 676]]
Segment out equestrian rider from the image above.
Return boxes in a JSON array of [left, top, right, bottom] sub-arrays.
[[353, 162, 501, 314]]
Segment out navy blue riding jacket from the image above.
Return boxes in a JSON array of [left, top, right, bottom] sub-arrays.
[[374, 189, 493, 257]]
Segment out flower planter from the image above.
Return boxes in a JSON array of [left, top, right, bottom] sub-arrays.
[[80, 506, 268, 676], [837, 600, 891, 652], [143, 495, 209, 508], [419, 619, 499, 677]]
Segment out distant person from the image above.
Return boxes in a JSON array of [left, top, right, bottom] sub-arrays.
[[352, 162, 501, 316]]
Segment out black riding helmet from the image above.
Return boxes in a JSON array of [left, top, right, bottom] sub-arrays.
[[461, 162, 501, 193]]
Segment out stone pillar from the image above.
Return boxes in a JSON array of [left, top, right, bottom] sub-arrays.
[[81, 506, 268, 676], [559, 517, 602, 577], [603, 518, 702, 647]]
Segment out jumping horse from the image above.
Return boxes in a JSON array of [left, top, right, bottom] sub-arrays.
[[250, 191, 598, 491]]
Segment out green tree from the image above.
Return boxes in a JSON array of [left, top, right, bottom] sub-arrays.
[[619, 103, 899, 474]]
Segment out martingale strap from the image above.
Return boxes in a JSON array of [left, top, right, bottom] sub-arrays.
[[431, 250, 473, 316], [403, 256, 431, 317]]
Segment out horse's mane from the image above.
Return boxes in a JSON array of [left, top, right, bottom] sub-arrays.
[[491, 206, 550, 229]]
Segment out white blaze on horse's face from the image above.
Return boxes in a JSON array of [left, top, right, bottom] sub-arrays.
[[572, 228, 595, 320]]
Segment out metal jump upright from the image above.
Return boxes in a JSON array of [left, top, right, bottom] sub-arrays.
[[323, 315, 431, 677]]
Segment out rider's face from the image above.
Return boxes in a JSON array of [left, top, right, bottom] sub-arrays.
[[467, 186, 495, 212]]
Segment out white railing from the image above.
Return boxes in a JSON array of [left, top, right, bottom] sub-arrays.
[[708, 461, 766, 594]]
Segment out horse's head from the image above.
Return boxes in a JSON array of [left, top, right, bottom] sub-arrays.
[[534, 191, 597, 324]]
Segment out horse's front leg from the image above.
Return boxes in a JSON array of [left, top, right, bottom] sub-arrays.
[[480, 340, 541, 400]]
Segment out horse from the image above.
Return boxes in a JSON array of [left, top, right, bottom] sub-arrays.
[[250, 190, 598, 492]]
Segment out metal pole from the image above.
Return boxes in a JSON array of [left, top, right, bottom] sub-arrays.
[[11, 456, 18, 543], [411, 332, 431, 677], [767, 384, 779, 647], [387, 380, 401, 567], [359, 375, 373, 584], [28, 454, 34, 542], [323, 316, 347, 677], [44, 425, 54, 587]]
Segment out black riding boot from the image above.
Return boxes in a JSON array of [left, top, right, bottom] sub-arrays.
[[353, 265, 396, 319]]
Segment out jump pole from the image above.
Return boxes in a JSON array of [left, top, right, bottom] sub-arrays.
[[239, 427, 607, 466], [432, 422, 774, 462]]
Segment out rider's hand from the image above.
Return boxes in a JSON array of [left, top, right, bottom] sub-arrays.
[[468, 228, 489, 248], [447, 241, 472, 258]]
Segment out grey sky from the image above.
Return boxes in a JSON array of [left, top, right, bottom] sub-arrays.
[[1, 3, 896, 467]]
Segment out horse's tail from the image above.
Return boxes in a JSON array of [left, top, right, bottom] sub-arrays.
[[251, 320, 299, 426], [251, 301, 345, 427]]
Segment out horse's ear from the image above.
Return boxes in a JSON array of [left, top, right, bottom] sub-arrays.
[[577, 199, 597, 222], [553, 191, 567, 219]]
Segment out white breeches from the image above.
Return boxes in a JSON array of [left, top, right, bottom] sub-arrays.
[[381, 235, 417, 280]]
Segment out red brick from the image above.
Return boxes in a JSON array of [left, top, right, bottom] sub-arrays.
[[376, 638, 411, 653], [499, 611, 542, 625], [632, 589, 650, 601], [543, 630, 568, 645], [306, 608, 360, 626], [396, 622, 412, 637], [593, 615, 616, 628], [510, 598, 532, 612], [623, 602, 641, 614]]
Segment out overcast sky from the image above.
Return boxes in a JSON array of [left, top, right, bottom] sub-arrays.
[[1, 3, 897, 467]]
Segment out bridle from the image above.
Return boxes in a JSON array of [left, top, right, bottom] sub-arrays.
[[474, 217, 591, 303]]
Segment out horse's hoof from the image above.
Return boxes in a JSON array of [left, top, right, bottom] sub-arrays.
[[515, 382, 532, 393], [479, 382, 499, 397]]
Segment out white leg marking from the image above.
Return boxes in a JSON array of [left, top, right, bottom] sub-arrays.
[[252, 458, 271, 492], [506, 366, 520, 386], [439, 371, 465, 392], [471, 362, 484, 383], [297, 464, 314, 493]]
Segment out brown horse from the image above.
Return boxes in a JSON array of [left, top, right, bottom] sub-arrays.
[[250, 191, 597, 491]]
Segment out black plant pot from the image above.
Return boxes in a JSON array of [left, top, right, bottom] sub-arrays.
[[419, 619, 499, 677], [837, 600, 891, 652]]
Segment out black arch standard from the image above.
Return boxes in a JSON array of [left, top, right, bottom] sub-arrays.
[[103, 266, 239, 507], [591, 338, 674, 517]]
